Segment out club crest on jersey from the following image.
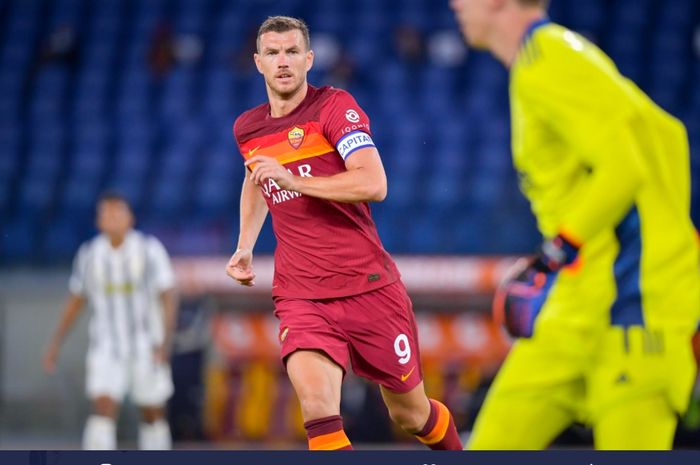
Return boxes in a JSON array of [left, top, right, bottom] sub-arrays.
[[287, 126, 305, 149]]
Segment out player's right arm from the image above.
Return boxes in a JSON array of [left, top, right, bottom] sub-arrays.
[[226, 172, 269, 286], [44, 243, 91, 372], [43, 293, 86, 373]]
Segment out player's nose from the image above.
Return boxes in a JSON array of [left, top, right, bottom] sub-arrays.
[[273, 53, 284, 63]]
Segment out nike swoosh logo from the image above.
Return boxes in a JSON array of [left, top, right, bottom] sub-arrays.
[[400, 366, 415, 382], [248, 145, 261, 157]]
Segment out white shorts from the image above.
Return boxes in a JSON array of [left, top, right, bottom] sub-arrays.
[[86, 349, 174, 406]]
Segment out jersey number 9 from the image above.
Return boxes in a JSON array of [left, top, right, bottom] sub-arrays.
[[394, 334, 411, 365]]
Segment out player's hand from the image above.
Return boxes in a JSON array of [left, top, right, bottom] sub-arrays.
[[492, 234, 580, 338], [492, 257, 553, 338], [245, 155, 298, 191], [43, 343, 60, 374], [226, 247, 256, 286], [153, 343, 170, 365]]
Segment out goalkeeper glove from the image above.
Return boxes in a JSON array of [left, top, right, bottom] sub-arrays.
[[493, 234, 580, 338], [531, 233, 580, 273]]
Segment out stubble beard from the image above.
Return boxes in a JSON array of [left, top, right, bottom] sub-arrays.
[[267, 75, 305, 101]]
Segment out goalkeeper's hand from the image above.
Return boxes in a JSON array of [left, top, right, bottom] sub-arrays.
[[492, 234, 580, 338]]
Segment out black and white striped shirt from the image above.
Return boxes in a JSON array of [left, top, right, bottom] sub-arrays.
[[69, 230, 175, 359]]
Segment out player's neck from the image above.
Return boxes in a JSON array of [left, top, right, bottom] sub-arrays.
[[268, 82, 309, 118], [491, 8, 546, 68], [107, 233, 127, 249]]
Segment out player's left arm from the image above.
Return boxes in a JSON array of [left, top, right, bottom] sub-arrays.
[[246, 146, 387, 203], [149, 237, 179, 364], [157, 287, 178, 364]]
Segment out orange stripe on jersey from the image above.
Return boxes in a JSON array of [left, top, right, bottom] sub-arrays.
[[416, 401, 450, 445], [308, 430, 352, 450], [241, 122, 335, 167], [259, 132, 334, 165]]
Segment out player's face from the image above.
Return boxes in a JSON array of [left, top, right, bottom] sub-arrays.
[[97, 200, 133, 238], [450, 0, 494, 49], [254, 29, 314, 99]]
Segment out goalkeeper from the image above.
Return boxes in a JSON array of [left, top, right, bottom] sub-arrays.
[[450, 0, 700, 449]]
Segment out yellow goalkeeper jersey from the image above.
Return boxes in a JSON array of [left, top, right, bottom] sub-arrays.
[[510, 19, 700, 331]]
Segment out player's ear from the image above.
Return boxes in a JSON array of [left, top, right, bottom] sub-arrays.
[[305, 49, 314, 72], [253, 53, 264, 74]]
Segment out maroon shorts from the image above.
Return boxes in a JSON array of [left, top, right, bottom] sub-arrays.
[[273, 280, 423, 393]]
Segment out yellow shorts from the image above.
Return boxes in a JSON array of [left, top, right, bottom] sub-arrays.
[[587, 325, 697, 421], [467, 323, 697, 449]]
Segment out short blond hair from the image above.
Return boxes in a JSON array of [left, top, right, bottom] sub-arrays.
[[256, 16, 310, 52]]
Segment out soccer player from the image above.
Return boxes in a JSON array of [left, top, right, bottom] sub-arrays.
[[226, 16, 462, 450], [43, 192, 177, 450], [450, 0, 700, 450]]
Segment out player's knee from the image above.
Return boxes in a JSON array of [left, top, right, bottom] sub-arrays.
[[386, 404, 425, 433], [140, 406, 165, 424], [93, 396, 118, 419], [298, 392, 339, 420]]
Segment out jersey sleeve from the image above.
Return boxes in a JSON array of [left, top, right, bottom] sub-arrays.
[[146, 236, 176, 292], [320, 89, 377, 161], [232, 117, 245, 158], [68, 243, 89, 296], [517, 30, 648, 243], [518, 31, 638, 162]]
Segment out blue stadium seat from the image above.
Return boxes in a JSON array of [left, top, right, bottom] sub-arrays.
[[16, 174, 56, 219], [0, 124, 20, 177], [406, 209, 454, 254], [423, 169, 464, 212], [0, 176, 13, 216], [71, 148, 106, 179], [26, 140, 64, 181], [449, 210, 493, 253], [42, 216, 83, 260], [159, 68, 196, 121], [612, 0, 652, 28], [148, 171, 189, 220], [566, 0, 604, 37], [47, 0, 82, 27], [202, 70, 235, 118], [60, 175, 101, 216], [1, 0, 698, 261], [0, 217, 38, 262], [192, 171, 234, 221]]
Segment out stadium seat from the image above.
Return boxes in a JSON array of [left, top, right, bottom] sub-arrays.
[[1, 0, 699, 261], [0, 217, 38, 262]]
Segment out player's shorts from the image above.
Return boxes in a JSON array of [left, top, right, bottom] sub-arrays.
[[588, 325, 697, 421], [273, 280, 423, 393], [86, 347, 174, 406], [478, 322, 697, 423], [468, 322, 697, 449]]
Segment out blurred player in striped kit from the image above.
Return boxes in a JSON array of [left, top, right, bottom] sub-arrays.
[[450, 0, 700, 450], [44, 192, 178, 449]]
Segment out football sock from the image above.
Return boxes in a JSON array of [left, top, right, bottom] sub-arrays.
[[138, 419, 172, 450], [415, 399, 463, 450], [304, 415, 352, 450], [82, 415, 116, 450]]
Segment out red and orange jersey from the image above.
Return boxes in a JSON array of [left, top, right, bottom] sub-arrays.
[[233, 85, 399, 300], [240, 121, 334, 169]]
